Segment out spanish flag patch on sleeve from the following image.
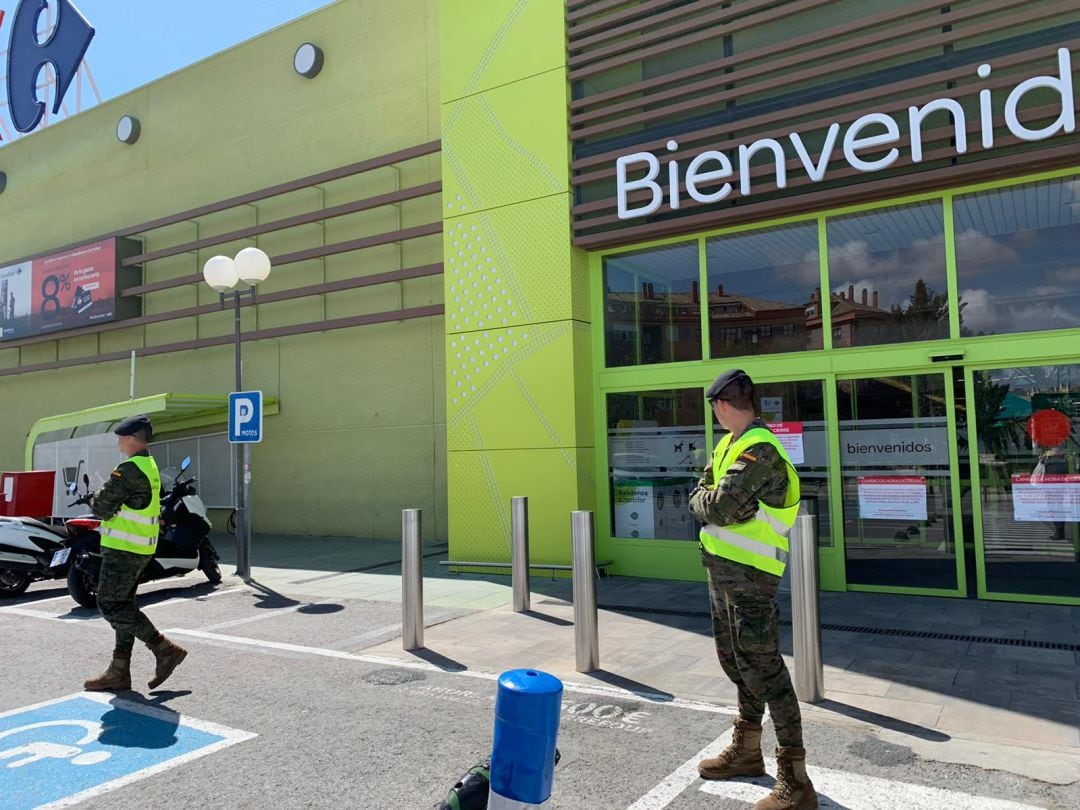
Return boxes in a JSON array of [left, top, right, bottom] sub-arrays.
[[738, 452, 758, 463]]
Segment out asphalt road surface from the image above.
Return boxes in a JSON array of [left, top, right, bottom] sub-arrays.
[[1, 576, 1076, 809]]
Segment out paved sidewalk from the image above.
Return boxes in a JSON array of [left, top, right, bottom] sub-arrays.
[[223, 533, 1080, 786]]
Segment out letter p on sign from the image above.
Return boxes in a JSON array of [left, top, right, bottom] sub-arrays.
[[228, 391, 263, 443]]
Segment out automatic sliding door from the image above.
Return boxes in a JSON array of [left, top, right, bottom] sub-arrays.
[[837, 373, 961, 592], [972, 364, 1080, 601]]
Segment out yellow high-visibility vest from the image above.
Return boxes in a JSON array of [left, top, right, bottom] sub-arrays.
[[100, 455, 161, 556], [699, 426, 800, 577]]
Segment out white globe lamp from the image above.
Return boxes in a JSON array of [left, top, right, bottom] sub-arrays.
[[203, 255, 238, 293], [234, 247, 272, 286]]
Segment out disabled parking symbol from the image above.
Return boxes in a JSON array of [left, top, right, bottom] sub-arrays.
[[0, 693, 255, 809]]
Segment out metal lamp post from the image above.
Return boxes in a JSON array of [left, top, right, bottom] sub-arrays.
[[202, 247, 272, 581]]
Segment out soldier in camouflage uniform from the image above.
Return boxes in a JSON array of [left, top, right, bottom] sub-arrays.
[[689, 370, 817, 810], [84, 415, 188, 692]]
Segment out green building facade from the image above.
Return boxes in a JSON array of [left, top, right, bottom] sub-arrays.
[[2, 1, 1078, 605]]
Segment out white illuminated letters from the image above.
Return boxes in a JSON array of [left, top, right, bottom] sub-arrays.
[[615, 152, 662, 219], [685, 150, 733, 203], [1005, 47, 1075, 141], [789, 123, 839, 182], [614, 47, 1078, 220], [908, 99, 967, 164], [844, 113, 901, 172]]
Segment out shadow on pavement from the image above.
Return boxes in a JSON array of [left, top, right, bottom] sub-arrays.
[[584, 669, 675, 701], [815, 698, 950, 741], [521, 609, 573, 627], [99, 694, 181, 749], [247, 579, 301, 609], [296, 603, 345, 615], [210, 533, 1080, 736], [409, 648, 468, 672]]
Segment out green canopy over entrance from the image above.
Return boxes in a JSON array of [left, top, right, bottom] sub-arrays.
[[24, 393, 279, 468]]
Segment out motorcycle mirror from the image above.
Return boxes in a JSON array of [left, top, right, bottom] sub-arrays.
[[180, 456, 192, 472], [82, 474, 90, 487]]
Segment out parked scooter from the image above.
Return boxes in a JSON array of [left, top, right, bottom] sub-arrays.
[[66, 456, 222, 608], [0, 480, 99, 598]]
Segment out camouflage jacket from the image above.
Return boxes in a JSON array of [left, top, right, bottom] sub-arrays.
[[91, 450, 154, 520], [688, 419, 792, 527]]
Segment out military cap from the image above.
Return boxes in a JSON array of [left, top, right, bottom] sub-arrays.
[[706, 369, 752, 401], [114, 414, 153, 439]]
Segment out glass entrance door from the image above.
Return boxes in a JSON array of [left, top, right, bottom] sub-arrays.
[[836, 372, 965, 595], [970, 363, 1080, 603]]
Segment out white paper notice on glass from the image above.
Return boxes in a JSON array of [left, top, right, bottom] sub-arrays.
[[858, 476, 928, 521], [1010, 474, 1080, 522], [767, 422, 804, 465], [2, 476, 12, 502], [761, 397, 783, 422]]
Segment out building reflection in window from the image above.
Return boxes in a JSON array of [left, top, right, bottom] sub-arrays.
[[973, 363, 1080, 598], [603, 241, 701, 367], [607, 388, 705, 541], [826, 201, 949, 347], [705, 222, 819, 357], [955, 175, 1080, 337]]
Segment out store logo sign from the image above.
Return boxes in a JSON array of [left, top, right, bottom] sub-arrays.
[[615, 48, 1076, 220], [3, 0, 95, 136]]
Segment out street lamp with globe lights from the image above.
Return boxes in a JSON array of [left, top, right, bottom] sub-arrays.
[[202, 247, 272, 581]]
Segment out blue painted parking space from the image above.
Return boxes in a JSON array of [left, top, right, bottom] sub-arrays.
[[0, 693, 255, 809]]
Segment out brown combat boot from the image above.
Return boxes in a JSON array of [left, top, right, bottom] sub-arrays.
[[698, 718, 766, 779], [754, 747, 818, 810], [84, 654, 132, 691], [147, 636, 187, 689]]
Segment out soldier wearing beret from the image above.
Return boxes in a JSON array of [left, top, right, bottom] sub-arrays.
[[83, 415, 188, 692], [689, 370, 817, 810]]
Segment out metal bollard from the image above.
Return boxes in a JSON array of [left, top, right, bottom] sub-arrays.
[[489, 669, 563, 809], [571, 511, 599, 673], [511, 496, 530, 614], [789, 513, 824, 703], [402, 508, 424, 651]]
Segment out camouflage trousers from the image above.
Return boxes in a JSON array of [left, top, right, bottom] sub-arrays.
[[98, 547, 159, 655], [703, 551, 803, 747]]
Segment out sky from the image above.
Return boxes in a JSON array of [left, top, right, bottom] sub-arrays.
[[0, 0, 335, 138]]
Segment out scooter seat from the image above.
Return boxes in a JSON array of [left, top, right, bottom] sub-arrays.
[[1, 517, 69, 538]]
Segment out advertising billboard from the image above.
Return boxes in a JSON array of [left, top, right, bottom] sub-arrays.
[[0, 261, 32, 339], [0, 238, 141, 341]]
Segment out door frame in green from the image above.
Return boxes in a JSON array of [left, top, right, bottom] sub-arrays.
[[831, 367, 968, 599], [964, 359, 1080, 607]]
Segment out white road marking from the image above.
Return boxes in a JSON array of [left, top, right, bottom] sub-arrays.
[[166, 628, 738, 715], [0, 607, 103, 624], [29, 691, 256, 810], [697, 760, 1047, 809], [624, 729, 734, 810], [198, 602, 311, 631], [0, 586, 245, 621], [140, 586, 246, 610], [15, 593, 81, 605]]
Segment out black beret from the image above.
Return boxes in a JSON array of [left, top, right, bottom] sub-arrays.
[[706, 369, 752, 401], [114, 414, 153, 438]]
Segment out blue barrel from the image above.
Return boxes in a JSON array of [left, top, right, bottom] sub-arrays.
[[490, 669, 563, 806]]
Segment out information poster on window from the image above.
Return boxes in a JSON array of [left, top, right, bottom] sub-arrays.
[[858, 476, 928, 521], [1011, 474, 1080, 522], [766, 422, 804, 464], [608, 425, 707, 472], [760, 397, 783, 422]]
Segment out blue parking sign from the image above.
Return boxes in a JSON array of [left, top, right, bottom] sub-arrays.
[[0, 693, 255, 809], [228, 390, 263, 443]]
